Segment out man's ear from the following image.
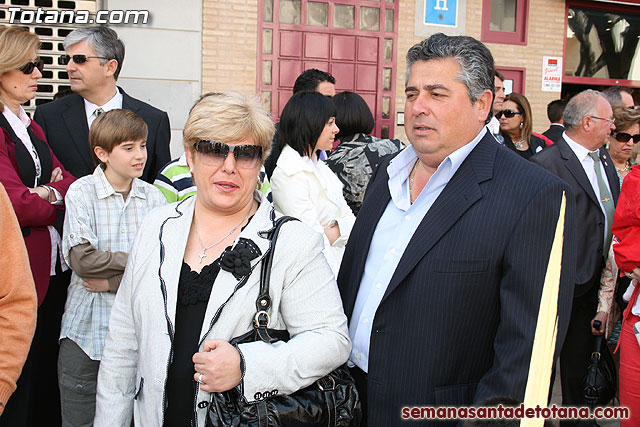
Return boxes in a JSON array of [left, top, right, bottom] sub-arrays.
[[94, 146, 109, 163], [104, 59, 118, 78], [474, 89, 494, 123]]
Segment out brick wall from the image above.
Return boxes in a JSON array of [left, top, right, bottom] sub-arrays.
[[202, 0, 259, 95], [394, 0, 566, 140]]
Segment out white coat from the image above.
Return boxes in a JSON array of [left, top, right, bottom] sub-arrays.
[[93, 193, 351, 427], [271, 145, 356, 275]]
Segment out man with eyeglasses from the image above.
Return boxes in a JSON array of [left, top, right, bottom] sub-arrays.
[[33, 27, 171, 184], [532, 90, 620, 424]]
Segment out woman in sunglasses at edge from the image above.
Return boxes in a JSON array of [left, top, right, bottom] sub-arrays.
[[606, 107, 640, 184], [0, 26, 75, 427], [498, 92, 547, 160], [270, 91, 356, 276], [93, 91, 351, 427]]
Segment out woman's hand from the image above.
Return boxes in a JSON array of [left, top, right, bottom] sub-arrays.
[[324, 223, 341, 245], [82, 278, 110, 293], [624, 267, 640, 282], [50, 167, 63, 183], [193, 340, 242, 393], [591, 311, 608, 336], [28, 186, 49, 200]]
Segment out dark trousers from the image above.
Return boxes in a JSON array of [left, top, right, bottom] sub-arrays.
[[558, 284, 600, 427], [350, 366, 368, 427], [58, 338, 100, 427], [0, 268, 69, 427]]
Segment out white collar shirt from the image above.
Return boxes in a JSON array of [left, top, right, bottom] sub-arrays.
[[564, 132, 612, 243], [84, 89, 123, 129]]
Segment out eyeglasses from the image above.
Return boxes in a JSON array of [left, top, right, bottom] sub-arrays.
[[496, 109, 522, 119], [19, 60, 44, 74], [589, 115, 615, 124], [194, 140, 262, 169], [59, 54, 110, 65], [611, 131, 640, 143]]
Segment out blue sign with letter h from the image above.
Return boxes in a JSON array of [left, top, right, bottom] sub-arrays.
[[425, 0, 457, 27]]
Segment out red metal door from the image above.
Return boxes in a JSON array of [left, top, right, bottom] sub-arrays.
[[259, 0, 399, 138]]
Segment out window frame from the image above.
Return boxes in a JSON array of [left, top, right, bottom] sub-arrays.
[[481, 0, 529, 46]]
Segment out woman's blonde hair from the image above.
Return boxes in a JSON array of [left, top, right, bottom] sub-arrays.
[[183, 91, 275, 161], [0, 26, 40, 110]]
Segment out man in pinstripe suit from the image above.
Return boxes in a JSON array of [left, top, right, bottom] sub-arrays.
[[337, 33, 576, 426]]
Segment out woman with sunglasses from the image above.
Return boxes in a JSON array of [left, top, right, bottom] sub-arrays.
[[271, 91, 356, 276], [0, 26, 75, 427], [498, 92, 547, 160], [94, 92, 350, 427], [606, 107, 640, 184]]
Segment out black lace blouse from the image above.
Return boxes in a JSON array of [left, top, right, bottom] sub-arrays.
[[163, 260, 220, 427]]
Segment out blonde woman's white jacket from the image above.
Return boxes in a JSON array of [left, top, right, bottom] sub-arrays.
[[93, 193, 351, 427], [271, 145, 356, 275]]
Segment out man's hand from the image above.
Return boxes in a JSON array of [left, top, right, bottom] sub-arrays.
[[82, 278, 110, 293], [193, 340, 242, 393]]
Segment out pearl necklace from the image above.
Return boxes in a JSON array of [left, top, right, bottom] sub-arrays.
[[194, 210, 250, 264]]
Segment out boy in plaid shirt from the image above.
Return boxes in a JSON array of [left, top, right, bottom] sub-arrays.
[[59, 109, 166, 426]]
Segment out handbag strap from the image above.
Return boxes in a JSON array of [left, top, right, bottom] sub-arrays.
[[253, 215, 297, 342]]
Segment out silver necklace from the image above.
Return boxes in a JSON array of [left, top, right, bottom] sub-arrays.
[[514, 139, 527, 150], [194, 210, 250, 264]]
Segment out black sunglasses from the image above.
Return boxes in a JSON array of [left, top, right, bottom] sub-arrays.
[[496, 109, 523, 119], [195, 140, 262, 169], [612, 131, 640, 143], [59, 54, 110, 65], [19, 60, 44, 74]]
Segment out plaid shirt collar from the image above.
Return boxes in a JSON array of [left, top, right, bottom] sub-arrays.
[[92, 165, 147, 200]]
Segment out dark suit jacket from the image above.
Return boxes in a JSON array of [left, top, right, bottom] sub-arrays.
[[531, 137, 620, 297], [338, 133, 576, 425], [542, 124, 565, 144], [33, 87, 171, 183], [0, 114, 75, 305]]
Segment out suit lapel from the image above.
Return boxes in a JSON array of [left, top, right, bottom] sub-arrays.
[[380, 137, 494, 303], [61, 95, 92, 171], [557, 138, 600, 207], [599, 147, 620, 203], [340, 160, 391, 317], [121, 88, 141, 114]]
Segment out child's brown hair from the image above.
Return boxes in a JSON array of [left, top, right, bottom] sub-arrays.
[[89, 109, 148, 166]]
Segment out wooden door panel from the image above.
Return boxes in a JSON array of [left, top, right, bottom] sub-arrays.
[[331, 35, 356, 61], [304, 33, 330, 59], [356, 64, 378, 92], [280, 31, 303, 57], [357, 36, 378, 62], [331, 63, 355, 91], [279, 60, 303, 88]]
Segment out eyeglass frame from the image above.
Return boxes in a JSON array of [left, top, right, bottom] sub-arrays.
[[495, 109, 523, 119], [19, 60, 44, 75], [194, 140, 263, 169], [59, 54, 111, 65], [588, 115, 615, 125]]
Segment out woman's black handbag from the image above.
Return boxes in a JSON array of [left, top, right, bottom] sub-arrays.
[[583, 321, 617, 408], [206, 216, 361, 427]]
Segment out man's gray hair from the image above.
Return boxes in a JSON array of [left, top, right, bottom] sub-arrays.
[[63, 27, 125, 80], [405, 33, 494, 104], [563, 89, 606, 131], [602, 86, 632, 109]]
